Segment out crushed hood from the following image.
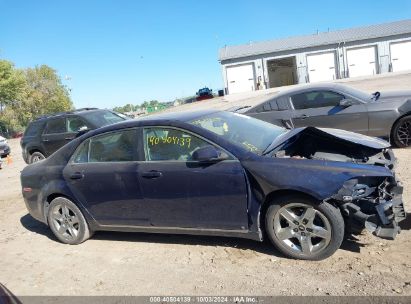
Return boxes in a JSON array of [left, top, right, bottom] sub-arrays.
[[316, 128, 390, 149], [268, 127, 390, 152]]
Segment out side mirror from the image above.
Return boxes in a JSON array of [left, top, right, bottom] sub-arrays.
[[192, 146, 228, 162], [76, 128, 90, 138], [339, 98, 356, 107]]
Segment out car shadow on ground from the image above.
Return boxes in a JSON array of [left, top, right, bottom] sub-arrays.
[[22, 212, 406, 257], [20, 213, 281, 257], [340, 235, 365, 253], [93, 230, 282, 256], [20, 214, 58, 242], [340, 212, 411, 253], [399, 212, 411, 230]]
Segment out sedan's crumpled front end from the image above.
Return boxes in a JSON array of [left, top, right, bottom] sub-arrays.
[[330, 176, 406, 240], [265, 126, 406, 240]]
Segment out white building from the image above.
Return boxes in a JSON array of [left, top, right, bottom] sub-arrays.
[[219, 19, 411, 95]]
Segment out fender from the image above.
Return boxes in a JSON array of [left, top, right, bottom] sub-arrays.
[[38, 178, 99, 229], [242, 157, 392, 202]]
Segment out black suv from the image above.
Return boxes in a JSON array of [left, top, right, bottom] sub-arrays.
[[21, 108, 127, 164]]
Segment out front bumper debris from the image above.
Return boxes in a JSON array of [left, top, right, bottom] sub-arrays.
[[335, 179, 406, 240], [373, 196, 406, 239]]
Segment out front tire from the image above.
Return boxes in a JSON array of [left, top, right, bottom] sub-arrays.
[[265, 195, 344, 260], [392, 115, 411, 148], [47, 197, 91, 245]]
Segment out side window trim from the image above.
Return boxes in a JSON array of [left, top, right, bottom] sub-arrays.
[[142, 126, 236, 163]]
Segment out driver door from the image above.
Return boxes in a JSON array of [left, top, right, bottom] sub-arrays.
[[137, 127, 249, 230]]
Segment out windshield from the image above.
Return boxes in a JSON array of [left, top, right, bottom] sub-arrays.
[[82, 110, 125, 127], [189, 111, 286, 154]]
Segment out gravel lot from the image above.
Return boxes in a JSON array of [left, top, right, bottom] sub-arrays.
[[1, 73, 411, 297]]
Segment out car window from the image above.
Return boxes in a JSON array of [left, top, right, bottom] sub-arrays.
[[291, 91, 344, 110], [144, 127, 212, 161], [256, 99, 279, 112], [88, 129, 138, 162], [72, 140, 90, 163], [277, 96, 291, 110], [67, 116, 89, 132], [24, 121, 43, 137], [44, 118, 67, 134], [81, 110, 125, 127]]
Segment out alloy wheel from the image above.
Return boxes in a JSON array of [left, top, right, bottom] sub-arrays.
[[50, 203, 80, 242], [273, 203, 332, 257], [397, 120, 411, 147]]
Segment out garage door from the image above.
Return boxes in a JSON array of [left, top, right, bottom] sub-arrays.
[[347, 46, 377, 78], [391, 41, 411, 72], [307, 52, 337, 83], [226, 64, 255, 94]]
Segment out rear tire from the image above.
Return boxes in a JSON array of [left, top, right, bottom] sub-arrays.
[[265, 195, 344, 260], [392, 115, 411, 148], [29, 151, 45, 164], [47, 197, 91, 245]]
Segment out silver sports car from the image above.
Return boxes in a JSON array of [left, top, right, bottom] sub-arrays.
[[236, 83, 411, 147]]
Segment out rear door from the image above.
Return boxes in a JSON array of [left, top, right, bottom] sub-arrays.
[[63, 128, 147, 226], [137, 126, 249, 230], [290, 90, 369, 134], [41, 117, 69, 155]]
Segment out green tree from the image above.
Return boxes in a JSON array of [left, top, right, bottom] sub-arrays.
[[0, 60, 26, 112], [0, 62, 73, 135], [17, 65, 73, 126]]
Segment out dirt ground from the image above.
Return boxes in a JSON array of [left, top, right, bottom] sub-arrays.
[[0, 136, 410, 296]]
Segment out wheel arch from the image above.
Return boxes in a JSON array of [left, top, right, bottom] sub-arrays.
[[41, 184, 97, 229], [390, 111, 411, 145], [27, 146, 45, 155]]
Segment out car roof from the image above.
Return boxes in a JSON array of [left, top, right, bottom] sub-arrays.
[[139, 109, 219, 122], [84, 109, 221, 136], [275, 82, 350, 96], [34, 108, 108, 121]]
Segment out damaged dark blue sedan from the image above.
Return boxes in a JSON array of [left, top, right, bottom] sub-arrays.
[[20, 110, 406, 260]]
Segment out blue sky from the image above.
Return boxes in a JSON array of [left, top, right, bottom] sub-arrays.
[[1, 0, 410, 109]]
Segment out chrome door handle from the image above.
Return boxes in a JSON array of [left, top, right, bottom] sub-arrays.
[[70, 172, 84, 180], [141, 171, 163, 179]]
